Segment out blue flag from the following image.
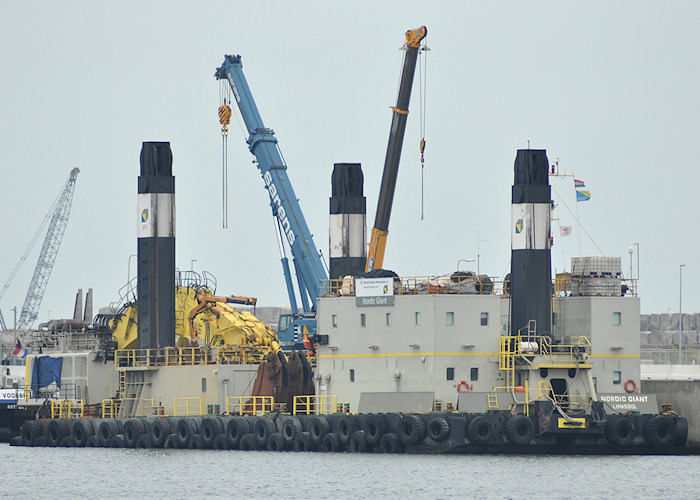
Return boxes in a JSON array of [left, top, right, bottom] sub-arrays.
[[576, 190, 591, 202]]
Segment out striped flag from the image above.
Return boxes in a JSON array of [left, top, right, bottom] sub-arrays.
[[576, 190, 591, 202], [12, 338, 26, 358], [574, 178, 585, 188]]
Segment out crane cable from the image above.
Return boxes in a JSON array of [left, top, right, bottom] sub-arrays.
[[418, 39, 429, 220], [219, 81, 232, 228]]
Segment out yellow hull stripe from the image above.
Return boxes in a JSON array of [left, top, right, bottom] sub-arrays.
[[318, 351, 498, 359]]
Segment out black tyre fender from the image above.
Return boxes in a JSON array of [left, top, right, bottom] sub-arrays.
[[266, 432, 287, 451], [605, 415, 634, 446], [321, 432, 342, 452], [239, 433, 262, 451], [59, 435, 74, 447], [364, 415, 388, 446], [505, 415, 535, 445], [282, 417, 303, 445], [85, 435, 101, 447], [9, 436, 23, 447], [379, 432, 405, 453], [644, 415, 676, 448], [33, 436, 49, 447], [188, 434, 205, 449], [99, 419, 120, 447], [468, 416, 496, 445], [175, 418, 197, 448], [201, 417, 224, 448], [47, 419, 70, 446], [109, 434, 126, 448], [136, 433, 152, 448], [427, 417, 450, 442], [348, 430, 368, 453], [72, 419, 95, 447], [21, 421, 40, 446], [293, 431, 315, 452], [124, 419, 146, 447], [213, 433, 230, 450], [253, 418, 275, 446], [309, 416, 330, 445], [398, 415, 426, 445], [673, 417, 689, 447], [226, 417, 250, 449], [150, 418, 173, 448], [336, 415, 358, 445], [163, 433, 179, 449]]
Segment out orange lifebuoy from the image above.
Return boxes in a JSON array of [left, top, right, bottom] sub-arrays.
[[457, 380, 470, 393], [624, 379, 637, 393]]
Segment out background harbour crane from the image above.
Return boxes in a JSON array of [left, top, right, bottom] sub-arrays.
[[0, 168, 80, 331]]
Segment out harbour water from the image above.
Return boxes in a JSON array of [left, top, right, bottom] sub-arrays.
[[2, 444, 699, 499]]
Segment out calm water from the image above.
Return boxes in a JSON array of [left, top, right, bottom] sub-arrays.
[[1, 444, 699, 499]]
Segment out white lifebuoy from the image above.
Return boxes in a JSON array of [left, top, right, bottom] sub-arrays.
[[457, 380, 470, 393]]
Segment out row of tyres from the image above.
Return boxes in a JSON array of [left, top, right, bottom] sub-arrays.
[[11, 412, 690, 451], [12, 413, 455, 453]]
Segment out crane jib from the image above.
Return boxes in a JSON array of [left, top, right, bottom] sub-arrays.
[[264, 171, 296, 246]]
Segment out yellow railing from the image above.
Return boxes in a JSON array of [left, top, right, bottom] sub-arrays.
[[50, 399, 85, 419], [292, 395, 338, 415], [174, 397, 203, 416], [102, 399, 120, 418], [115, 346, 267, 369], [226, 396, 274, 415], [142, 399, 167, 416]]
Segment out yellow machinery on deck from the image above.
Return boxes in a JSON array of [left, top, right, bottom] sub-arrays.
[[110, 286, 281, 357]]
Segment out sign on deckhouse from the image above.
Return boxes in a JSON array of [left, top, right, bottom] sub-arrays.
[[356, 278, 394, 307]]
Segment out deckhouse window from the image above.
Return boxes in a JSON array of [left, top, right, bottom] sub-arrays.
[[480, 312, 489, 326], [332, 314, 338, 328], [446, 312, 455, 326], [613, 312, 621, 326], [613, 371, 621, 384], [360, 313, 366, 327], [386, 313, 392, 326], [415, 312, 421, 326]]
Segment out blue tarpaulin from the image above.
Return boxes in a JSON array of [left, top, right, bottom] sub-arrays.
[[31, 356, 63, 392]]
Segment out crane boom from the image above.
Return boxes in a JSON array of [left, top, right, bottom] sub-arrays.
[[16, 168, 79, 329], [366, 26, 427, 272], [215, 56, 327, 311]]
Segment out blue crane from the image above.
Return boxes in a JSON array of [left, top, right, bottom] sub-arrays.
[[215, 56, 326, 346]]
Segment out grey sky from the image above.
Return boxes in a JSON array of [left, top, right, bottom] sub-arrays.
[[1, 1, 698, 326]]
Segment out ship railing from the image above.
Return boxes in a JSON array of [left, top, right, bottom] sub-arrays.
[[499, 334, 591, 366], [174, 397, 203, 416], [556, 273, 637, 297], [115, 346, 266, 369], [292, 395, 338, 415], [142, 398, 167, 416], [321, 275, 505, 297], [491, 381, 592, 416], [321, 275, 638, 298], [50, 399, 85, 419], [226, 396, 275, 415], [102, 399, 120, 418]]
